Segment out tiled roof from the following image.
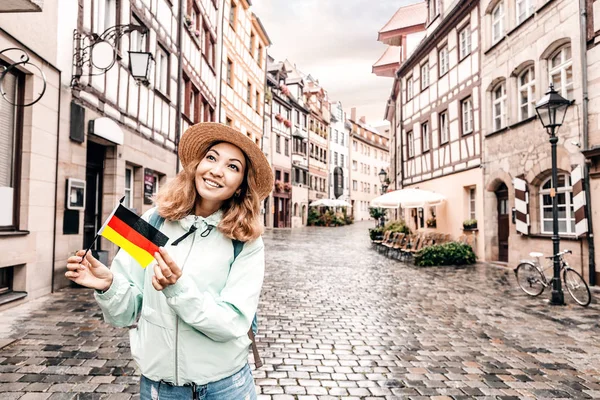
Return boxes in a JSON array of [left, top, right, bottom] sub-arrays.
[[379, 1, 427, 34], [373, 46, 400, 68]]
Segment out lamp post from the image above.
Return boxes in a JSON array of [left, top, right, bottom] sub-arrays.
[[378, 168, 389, 195], [535, 83, 571, 306]]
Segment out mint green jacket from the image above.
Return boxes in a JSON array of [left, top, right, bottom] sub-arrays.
[[94, 208, 264, 385]]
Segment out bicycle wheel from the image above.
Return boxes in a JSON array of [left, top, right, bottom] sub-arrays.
[[515, 263, 545, 297], [563, 268, 591, 307]]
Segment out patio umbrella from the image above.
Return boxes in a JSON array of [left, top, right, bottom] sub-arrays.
[[370, 188, 445, 209], [309, 199, 331, 207], [330, 199, 352, 208]]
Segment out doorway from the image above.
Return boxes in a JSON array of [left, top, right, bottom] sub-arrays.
[[496, 183, 509, 262], [83, 141, 105, 251]]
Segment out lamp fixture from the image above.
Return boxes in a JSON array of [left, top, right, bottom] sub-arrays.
[[0, 47, 47, 107]]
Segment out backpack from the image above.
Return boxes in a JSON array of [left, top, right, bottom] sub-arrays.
[[148, 211, 262, 368]]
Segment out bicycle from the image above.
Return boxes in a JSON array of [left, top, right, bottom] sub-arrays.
[[514, 249, 592, 307]]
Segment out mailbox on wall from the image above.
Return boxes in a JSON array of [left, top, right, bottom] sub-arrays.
[[66, 178, 86, 210]]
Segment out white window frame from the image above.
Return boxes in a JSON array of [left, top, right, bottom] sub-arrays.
[[518, 66, 536, 120], [492, 2, 504, 44], [461, 97, 473, 135], [492, 81, 507, 131], [125, 166, 134, 208], [130, 14, 147, 52], [439, 47, 449, 76], [422, 122, 430, 152], [407, 130, 414, 157], [516, 0, 533, 25], [549, 45, 573, 100], [469, 188, 476, 220], [155, 45, 169, 94], [439, 111, 449, 144], [459, 26, 472, 60], [420, 63, 429, 90], [539, 174, 575, 235], [407, 76, 414, 100]]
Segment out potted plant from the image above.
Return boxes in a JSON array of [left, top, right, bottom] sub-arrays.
[[275, 113, 283, 122], [463, 219, 477, 230], [283, 182, 292, 192], [283, 119, 292, 128], [274, 180, 284, 192], [426, 217, 437, 228], [184, 14, 192, 27]]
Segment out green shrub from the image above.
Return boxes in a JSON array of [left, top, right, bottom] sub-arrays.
[[369, 227, 384, 241], [369, 207, 385, 219], [414, 242, 477, 267], [384, 220, 411, 234], [463, 219, 477, 229], [307, 208, 321, 226]]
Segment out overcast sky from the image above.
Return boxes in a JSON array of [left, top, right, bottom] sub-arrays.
[[252, 0, 419, 126]]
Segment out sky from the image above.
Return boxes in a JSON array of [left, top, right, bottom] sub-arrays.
[[251, 0, 420, 127]]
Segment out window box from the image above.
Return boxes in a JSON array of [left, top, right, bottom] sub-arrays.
[[463, 219, 477, 230]]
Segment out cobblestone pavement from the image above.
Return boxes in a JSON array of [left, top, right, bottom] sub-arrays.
[[1, 221, 599, 399]]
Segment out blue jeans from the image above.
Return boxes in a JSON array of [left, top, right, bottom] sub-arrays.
[[140, 364, 257, 400]]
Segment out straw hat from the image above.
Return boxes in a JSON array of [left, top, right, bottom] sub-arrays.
[[179, 122, 273, 201]]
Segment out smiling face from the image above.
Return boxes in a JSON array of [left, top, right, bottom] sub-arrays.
[[194, 142, 247, 215]]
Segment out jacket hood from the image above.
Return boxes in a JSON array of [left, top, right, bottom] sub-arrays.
[[178, 209, 223, 232]]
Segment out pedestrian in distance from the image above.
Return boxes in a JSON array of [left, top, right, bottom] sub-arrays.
[[65, 122, 273, 400]]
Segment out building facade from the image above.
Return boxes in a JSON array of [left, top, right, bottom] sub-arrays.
[[305, 76, 330, 203], [265, 60, 292, 228], [481, 0, 592, 278], [328, 101, 350, 202], [387, 0, 485, 260], [220, 0, 269, 144], [349, 108, 390, 221]]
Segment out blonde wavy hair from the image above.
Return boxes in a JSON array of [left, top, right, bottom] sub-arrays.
[[155, 142, 264, 242]]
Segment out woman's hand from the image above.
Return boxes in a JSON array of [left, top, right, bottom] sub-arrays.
[[65, 250, 113, 291], [152, 247, 182, 291]]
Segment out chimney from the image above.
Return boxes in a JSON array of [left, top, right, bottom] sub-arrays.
[[359, 116, 366, 124], [351, 107, 357, 121]]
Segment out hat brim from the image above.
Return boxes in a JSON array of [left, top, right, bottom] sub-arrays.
[[179, 122, 274, 201]]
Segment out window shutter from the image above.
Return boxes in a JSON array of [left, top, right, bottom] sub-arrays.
[[571, 165, 588, 237], [514, 177, 529, 235]]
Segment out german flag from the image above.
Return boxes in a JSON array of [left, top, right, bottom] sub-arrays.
[[98, 204, 169, 268]]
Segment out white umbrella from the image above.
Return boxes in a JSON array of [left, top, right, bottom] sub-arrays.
[[309, 199, 352, 208], [330, 199, 352, 208], [370, 188, 445, 209]]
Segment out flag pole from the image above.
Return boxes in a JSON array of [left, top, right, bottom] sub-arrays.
[[79, 196, 125, 265]]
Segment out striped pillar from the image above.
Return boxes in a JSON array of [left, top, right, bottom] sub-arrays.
[[514, 177, 529, 235], [571, 165, 588, 237]]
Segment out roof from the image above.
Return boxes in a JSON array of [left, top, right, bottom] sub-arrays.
[[373, 46, 400, 68], [379, 2, 427, 34]]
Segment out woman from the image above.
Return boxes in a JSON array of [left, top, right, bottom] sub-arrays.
[[65, 122, 273, 400]]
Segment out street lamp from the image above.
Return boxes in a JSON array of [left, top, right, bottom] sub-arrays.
[[378, 168, 389, 195], [535, 83, 571, 306]]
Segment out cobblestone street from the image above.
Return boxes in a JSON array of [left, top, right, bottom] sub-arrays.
[[1, 221, 599, 399]]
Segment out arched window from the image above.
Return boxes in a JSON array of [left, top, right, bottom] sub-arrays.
[[492, 81, 506, 131], [549, 45, 573, 99], [539, 173, 575, 235], [518, 66, 535, 120], [293, 203, 298, 217], [491, 2, 504, 44]]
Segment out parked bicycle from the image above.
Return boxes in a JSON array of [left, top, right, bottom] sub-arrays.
[[514, 249, 591, 307]]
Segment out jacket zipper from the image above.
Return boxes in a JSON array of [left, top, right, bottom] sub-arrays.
[[175, 216, 199, 386]]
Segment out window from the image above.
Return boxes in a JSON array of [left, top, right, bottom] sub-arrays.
[[492, 2, 504, 44], [250, 31, 256, 55], [352, 160, 357, 171], [469, 188, 476, 220], [340, 132, 344, 146], [422, 122, 430, 152], [439, 111, 449, 144], [125, 166, 134, 208], [459, 26, 471, 60], [518, 66, 535, 120], [204, 27, 215, 68], [549, 45, 573, 100], [0, 65, 23, 229], [229, 0, 236, 29], [285, 138, 289, 156], [461, 97, 473, 134], [492, 81, 506, 131], [155, 45, 169, 94], [540, 174, 575, 235], [439, 47, 449, 76], [246, 81, 252, 105], [130, 14, 147, 52], [0, 266, 14, 294], [420, 63, 429, 90], [227, 58, 233, 87], [95, 0, 117, 34], [276, 135, 281, 153], [516, 0, 533, 25], [226, 117, 232, 126], [353, 140, 357, 151], [340, 154, 345, 168], [407, 130, 414, 158], [429, 0, 439, 20], [334, 152, 338, 166], [407, 76, 413, 100], [284, 172, 289, 183], [185, 79, 199, 122], [257, 44, 263, 65], [255, 90, 260, 111]]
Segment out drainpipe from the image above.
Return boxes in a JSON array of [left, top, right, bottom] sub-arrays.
[[174, 0, 183, 173], [579, 1, 596, 285], [216, 0, 225, 120], [51, 71, 62, 293]]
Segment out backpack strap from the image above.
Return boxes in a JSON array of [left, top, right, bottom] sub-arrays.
[[231, 239, 262, 369], [148, 210, 165, 229]]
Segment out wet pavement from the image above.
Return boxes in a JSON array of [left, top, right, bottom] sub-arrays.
[[1, 221, 599, 399]]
